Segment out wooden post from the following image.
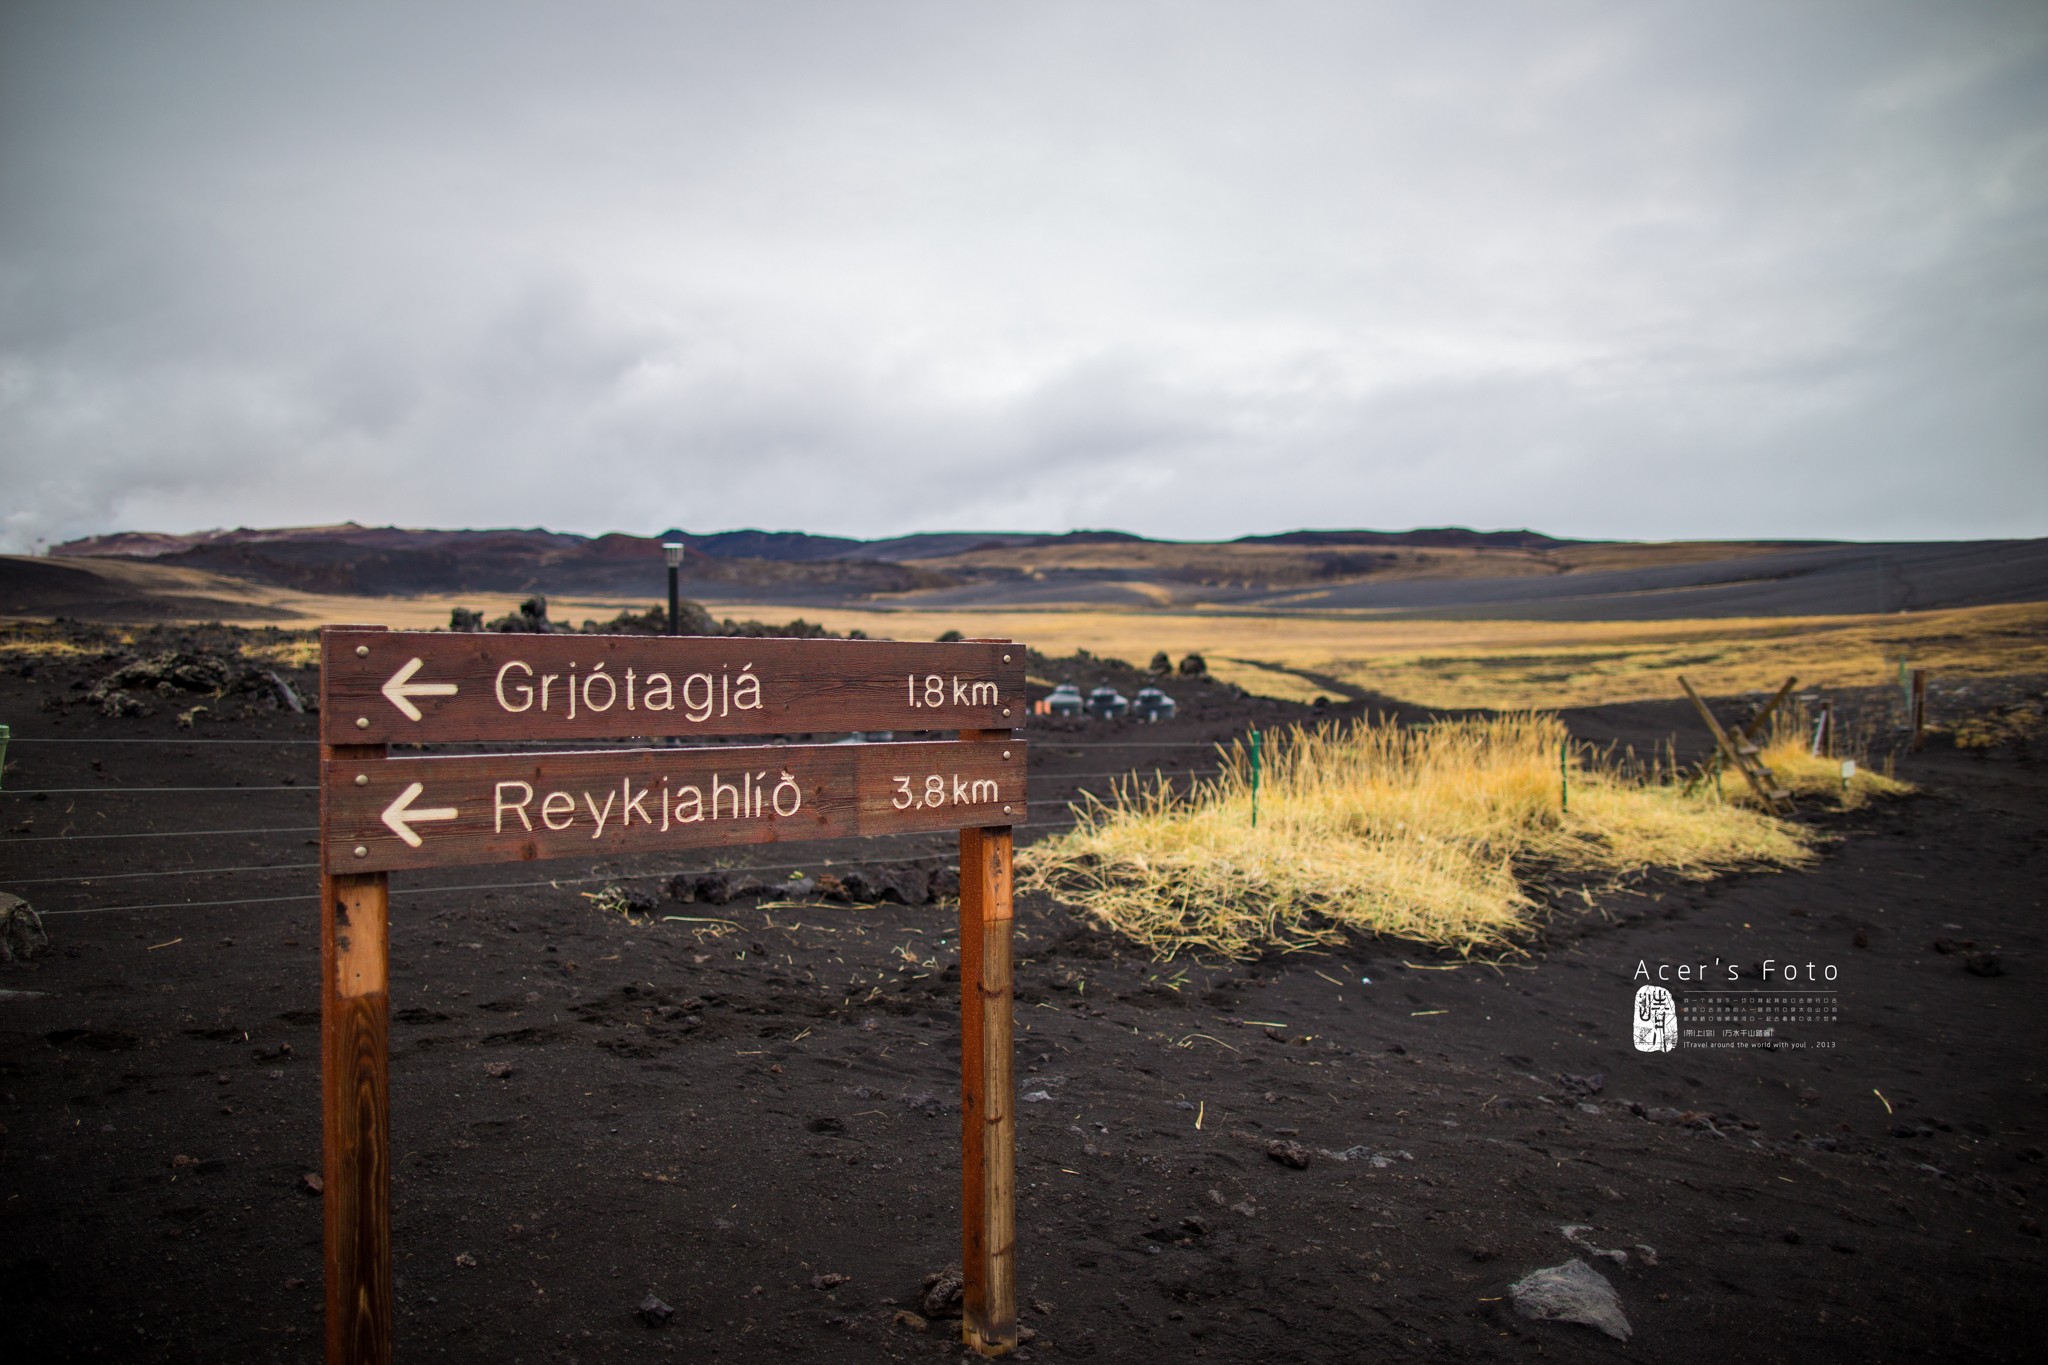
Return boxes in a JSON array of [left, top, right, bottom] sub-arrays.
[[322, 627, 393, 1365], [958, 724, 1017, 1357], [1910, 669, 1927, 750]]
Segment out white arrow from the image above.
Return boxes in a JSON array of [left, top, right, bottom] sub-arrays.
[[381, 657, 459, 721], [381, 781, 459, 848]]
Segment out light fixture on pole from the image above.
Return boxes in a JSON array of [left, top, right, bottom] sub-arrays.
[[662, 542, 684, 635]]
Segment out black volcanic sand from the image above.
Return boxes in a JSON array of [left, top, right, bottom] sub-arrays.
[[1, 633, 2045, 1363]]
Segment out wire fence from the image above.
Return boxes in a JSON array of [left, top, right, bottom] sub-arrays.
[[3, 785, 316, 795], [0, 761, 1220, 847], [1, 825, 320, 844], [2, 735, 1234, 748], [0, 725, 1245, 918], [30, 818, 1093, 917]]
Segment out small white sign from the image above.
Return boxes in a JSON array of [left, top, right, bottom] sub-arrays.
[[1840, 759, 1857, 780]]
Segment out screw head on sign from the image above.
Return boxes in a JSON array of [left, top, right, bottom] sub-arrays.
[[355, 645, 369, 658], [1002, 654, 1011, 663], [1002, 707, 1011, 717], [1003, 805, 1013, 814], [353, 846, 367, 859], [356, 717, 370, 729], [1002, 750, 1012, 760], [354, 773, 368, 786]]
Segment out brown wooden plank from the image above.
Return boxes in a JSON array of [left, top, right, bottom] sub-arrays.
[[323, 739, 1027, 873], [1678, 675, 1786, 815], [958, 821, 1017, 1357], [1734, 676, 1799, 743], [321, 628, 1026, 745], [323, 729, 392, 1365]]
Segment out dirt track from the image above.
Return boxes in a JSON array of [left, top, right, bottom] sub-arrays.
[[1, 636, 2044, 1363]]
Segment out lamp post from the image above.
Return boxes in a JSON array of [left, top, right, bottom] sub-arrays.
[[663, 542, 684, 635]]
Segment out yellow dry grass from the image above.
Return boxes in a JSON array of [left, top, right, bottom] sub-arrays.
[[1018, 714, 1816, 960], [1750, 739, 1911, 810], [1728, 700, 1914, 811], [697, 599, 2048, 710]]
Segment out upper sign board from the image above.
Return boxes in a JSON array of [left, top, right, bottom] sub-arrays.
[[321, 628, 1026, 744]]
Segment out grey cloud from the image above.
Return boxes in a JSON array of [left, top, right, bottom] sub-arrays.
[[2, 1, 2044, 551]]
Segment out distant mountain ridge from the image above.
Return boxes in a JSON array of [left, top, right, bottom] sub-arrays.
[[45, 521, 1611, 602], [40, 521, 2048, 620], [54, 521, 1589, 564]]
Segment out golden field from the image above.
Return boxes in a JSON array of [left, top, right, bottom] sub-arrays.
[[10, 556, 2040, 711], [694, 599, 2048, 709]]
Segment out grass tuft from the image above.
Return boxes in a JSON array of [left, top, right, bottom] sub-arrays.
[[1020, 714, 1819, 961]]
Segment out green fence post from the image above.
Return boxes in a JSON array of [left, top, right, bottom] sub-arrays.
[[0, 723, 9, 791], [1249, 727, 1262, 829], [1560, 737, 1568, 815]]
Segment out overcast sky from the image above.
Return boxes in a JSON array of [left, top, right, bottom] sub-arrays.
[[2, 1, 2044, 552]]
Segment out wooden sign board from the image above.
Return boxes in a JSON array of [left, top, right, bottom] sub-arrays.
[[322, 629, 1026, 744], [315, 627, 1026, 1363], [324, 738, 1026, 872]]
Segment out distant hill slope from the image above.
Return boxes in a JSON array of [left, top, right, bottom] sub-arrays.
[[1249, 538, 2048, 620], [38, 522, 2048, 621], [1235, 527, 1580, 550], [0, 555, 294, 621], [53, 524, 949, 599]]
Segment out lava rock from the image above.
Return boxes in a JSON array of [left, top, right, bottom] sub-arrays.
[[1265, 1139, 1313, 1170], [876, 865, 931, 905], [920, 1264, 964, 1318], [637, 1293, 674, 1326], [0, 894, 51, 964], [670, 872, 733, 905], [1508, 1259, 1632, 1342]]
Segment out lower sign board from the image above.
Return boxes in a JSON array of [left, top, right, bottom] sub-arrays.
[[323, 739, 1027, 873]]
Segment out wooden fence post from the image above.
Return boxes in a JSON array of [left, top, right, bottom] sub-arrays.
[[322, 627, 393, 1365], [958, 823, 1016, 1355], [323, 850, 390, 1365], [958, 721, 1017, 1356]]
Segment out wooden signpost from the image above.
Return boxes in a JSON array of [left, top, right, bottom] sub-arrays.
[[318, 627, 1029, 1362]]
